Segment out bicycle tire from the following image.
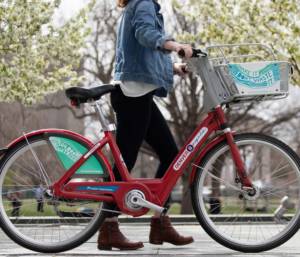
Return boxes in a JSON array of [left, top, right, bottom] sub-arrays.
[[191, 133, 300, 252], [0, 133, 108, 253]]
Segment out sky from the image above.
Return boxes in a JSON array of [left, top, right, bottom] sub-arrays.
[[58, 0, 174, 22], [58, 0, 87, 20]]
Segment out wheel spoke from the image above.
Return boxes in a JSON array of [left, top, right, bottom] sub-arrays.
[[194, 135, 300, 251], [0, 137, 105, 252]]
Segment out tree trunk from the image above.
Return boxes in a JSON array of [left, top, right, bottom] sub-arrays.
[[180, 172, 194, 214]]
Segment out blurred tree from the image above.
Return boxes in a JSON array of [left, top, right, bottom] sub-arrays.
[[0, 0, 94, 104], [84, 1, 120, 84], [174, 0, 300, 83]]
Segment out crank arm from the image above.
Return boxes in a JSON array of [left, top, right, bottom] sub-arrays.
[[131, 196, 167, 215]]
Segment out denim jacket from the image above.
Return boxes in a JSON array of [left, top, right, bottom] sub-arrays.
[[114, 0, 174, 97]]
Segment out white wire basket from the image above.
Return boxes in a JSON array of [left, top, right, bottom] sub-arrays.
[[206, 44, 293, 103], [214, 61, 291, 102]]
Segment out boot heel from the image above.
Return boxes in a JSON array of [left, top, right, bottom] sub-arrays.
[[98, 245, 112, 250], [149, 239, 163, 245]]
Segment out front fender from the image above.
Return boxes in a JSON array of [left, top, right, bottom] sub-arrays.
[[189, 134, 227, 185]]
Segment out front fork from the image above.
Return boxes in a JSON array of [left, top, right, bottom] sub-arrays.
[[215, 106, 253, 188]]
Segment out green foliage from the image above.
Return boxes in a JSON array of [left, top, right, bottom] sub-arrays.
[[0, 0, 93, 104], [174, 0, 300, 85]]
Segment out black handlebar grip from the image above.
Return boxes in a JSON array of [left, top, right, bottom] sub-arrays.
[[192, 49, 208, 58], [178, 49, 186, 58], [182, 66, 188, 73], [178, 48, 208, 58]]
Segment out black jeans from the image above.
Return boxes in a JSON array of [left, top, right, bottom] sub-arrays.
[[37, 199, 44, 212], [103, 87, 178, 217], [11, 199, 21, 217]]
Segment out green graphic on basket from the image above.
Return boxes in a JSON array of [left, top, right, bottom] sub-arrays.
[[49, 137, 104, 175], [228, 63, 280, 88]]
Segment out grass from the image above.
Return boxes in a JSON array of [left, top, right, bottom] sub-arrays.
[[169, 203, 181, 214], [4, 199, 101, 217], [4, 199, 182, 217], [4, 199, 295, 217]]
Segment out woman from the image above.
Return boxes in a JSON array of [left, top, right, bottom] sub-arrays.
[[97, 0, 194, 250]]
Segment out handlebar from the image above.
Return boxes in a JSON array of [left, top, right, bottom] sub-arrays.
[[178, 48, 208, 58]]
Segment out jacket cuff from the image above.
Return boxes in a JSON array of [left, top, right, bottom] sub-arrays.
[[156, 35, 175, 52]]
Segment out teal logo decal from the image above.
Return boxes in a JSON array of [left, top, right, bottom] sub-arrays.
[[49, 137, 104, 175], [228, 63, 280, 88], [77, 186, 119, 192]]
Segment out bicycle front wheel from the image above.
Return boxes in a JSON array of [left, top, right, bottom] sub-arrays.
[[192, 133, 300, 252], [0, 133, 108, 253]]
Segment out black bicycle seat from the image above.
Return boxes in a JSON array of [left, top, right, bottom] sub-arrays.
[[65, 84, 117, 106]]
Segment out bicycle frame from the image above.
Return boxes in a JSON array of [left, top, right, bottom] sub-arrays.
[[3, 51, 255, 217], [28, 105, 251, 217], [4, 52, 258, 218]]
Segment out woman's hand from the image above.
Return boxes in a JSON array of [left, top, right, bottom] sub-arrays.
[[163, 41, 193, 58], [173, 63, 189, 77]]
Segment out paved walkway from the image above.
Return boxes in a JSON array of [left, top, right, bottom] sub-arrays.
[[1, 223, 300, 257]]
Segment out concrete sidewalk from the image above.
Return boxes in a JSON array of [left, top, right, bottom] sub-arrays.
[[1, 222, 300, 257], [9, 214, 288, 224]]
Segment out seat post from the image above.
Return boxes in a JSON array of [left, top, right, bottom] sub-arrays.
[[94, 101, 116, 132]]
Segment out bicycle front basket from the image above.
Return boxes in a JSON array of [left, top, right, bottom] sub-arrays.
[[214, 61, 291, 103]]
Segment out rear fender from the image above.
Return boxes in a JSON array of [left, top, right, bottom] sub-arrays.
[[189, 134, 227, 185], [0, 148, 8, 158], [5, 129, 114, 179], [7, 129, 94, 149]]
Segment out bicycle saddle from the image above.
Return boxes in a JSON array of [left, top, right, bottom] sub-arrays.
[[65, 84, 117, 106]]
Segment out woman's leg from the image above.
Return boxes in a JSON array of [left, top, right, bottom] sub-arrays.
[[144, 101, 178, 213], [103, 87, 153, 218], [144, 101, 178, 179], [144, 101, 194, 246], [98, 88, 153, 250]]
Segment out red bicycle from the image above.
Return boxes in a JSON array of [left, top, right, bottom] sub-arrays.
[[0, 44, 299, 253]]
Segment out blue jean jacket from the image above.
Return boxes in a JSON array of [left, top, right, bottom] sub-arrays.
[[114, 0, 174, 97]]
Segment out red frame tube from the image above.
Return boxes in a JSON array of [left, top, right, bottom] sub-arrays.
[[50, 112, 220, 211], [215, 106, 252, 187]]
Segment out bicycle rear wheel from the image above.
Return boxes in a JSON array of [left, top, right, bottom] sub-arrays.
[[192, 133, 300, 252], [0, 133, 108, 253]]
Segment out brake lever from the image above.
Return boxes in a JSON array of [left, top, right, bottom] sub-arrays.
[[192, 49, 208, 57]]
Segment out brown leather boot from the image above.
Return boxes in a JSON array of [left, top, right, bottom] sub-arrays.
[[149, 216, 194, 245], [97, 220, 144, 250]]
